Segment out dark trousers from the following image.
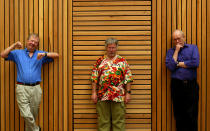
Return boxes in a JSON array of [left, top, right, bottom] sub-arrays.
[[171, 78, 199, 131]]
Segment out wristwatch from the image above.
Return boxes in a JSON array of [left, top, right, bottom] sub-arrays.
[[176, 61, 179, 67]]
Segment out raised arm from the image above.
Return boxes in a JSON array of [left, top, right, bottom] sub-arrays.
[[37, 52, 59, 60], [0, 42, 22, 58]]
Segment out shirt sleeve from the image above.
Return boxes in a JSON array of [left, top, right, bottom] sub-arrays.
[[123, 60, 133, 84], [90, 57, 103, 83], [5, 50, 17, 62], [41, 51, 54, 64], [165, 49, 177, 71], [184, 45, 199, 68]]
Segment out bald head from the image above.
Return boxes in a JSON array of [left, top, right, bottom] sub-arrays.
[[172, 30, 185, 46], [172, 30, 185, 38]]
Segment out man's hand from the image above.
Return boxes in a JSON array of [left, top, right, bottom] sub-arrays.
[[91, 92, 97, 104], [14, 41, 23, 49], [125, 93, 131, 104], [173, 44, 183, 62], [175, 44, 183, 52], [177, 62, 187, 68], [37, 53, 46, 60]]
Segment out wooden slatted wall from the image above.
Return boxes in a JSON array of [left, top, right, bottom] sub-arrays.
[[1, 0, 210, 131], [72, 0, 152, 130], [152, 0, 210, 131], [0, 0, 72, 130]]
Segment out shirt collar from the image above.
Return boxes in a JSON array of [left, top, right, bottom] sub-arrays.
[[24, 48, 37, 53], [183, 43, 189, 47], [105, 54, 118, 61]]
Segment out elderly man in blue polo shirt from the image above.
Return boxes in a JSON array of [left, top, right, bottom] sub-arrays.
[[0, 33, 59, 131], [166, 30, 199, 131]]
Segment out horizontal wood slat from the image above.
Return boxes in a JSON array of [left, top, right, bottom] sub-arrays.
[[73, 51, 151, 55], [73, 41, 151, 45], [73, 31, 151, 35], [73, 65, 151, 70], [73, 80, 151, 85], [73, 61, 151, 65], [73, 1, 151, 6], [73, 36, 151, 40], [74, 16, 151, 21], [74, 46, 151, 50], [73, 74, 151, 79], [73, 26, 151, 31], [73, 56, 151, 60], [73, 6, 151, 11], [74, 113, 151, 118], [73, 21, 151, 26], [73, 11, 151, 16]]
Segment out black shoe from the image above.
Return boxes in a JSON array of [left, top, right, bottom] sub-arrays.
[[39, 126, 41, 131]]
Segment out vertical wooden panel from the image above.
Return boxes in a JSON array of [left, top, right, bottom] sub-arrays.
[[53, 0, 59, 130], [161, 0, 167, 130], [34, 0, 39, 34], [192, 0, 197, 44], [197, 0, 202, 130], [38, 0, 44, 129], [0, 0, 5, 131], [29, 0, 33, 33], [152, 0, 210, 131], [5, 0, 10, 130], [206, 0, 210, 130], [152, 0, 157, 131], [49, 0, 54, 130], [58, 0, 63, 130], [177, 0, 181, 29], [68, 0, 73, 130], [9, 0, 15, 130], [181, 0, 186, 33], [13, 0, 20, 129], [172, 0, 177, 31], [166, 0, 172, 130], [201, 0, 207, 130], [24, 0, 28, 44], [43, 0, 49, 130], [63, 0, 68, 130], [186, 0, 192, 43], [156, 0, 162, 130]]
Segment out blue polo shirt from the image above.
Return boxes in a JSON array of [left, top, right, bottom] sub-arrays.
[[5, 48, 53, 83]]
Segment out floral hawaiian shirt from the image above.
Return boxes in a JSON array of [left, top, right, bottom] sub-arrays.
[[91, 55, 133, 102]]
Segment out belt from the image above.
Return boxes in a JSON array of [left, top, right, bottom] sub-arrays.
[[17, 82, 40, 86], [172, 78, 196, 84]]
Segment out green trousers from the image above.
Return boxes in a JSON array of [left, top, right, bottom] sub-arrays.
[[96, 101, 126, 131]]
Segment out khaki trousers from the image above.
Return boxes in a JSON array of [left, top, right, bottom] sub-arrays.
[[96, 101, 126, 131], [16, 84, 42, 131]]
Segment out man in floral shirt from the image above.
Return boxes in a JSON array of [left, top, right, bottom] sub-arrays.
[[91, 38, 133, 131]]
